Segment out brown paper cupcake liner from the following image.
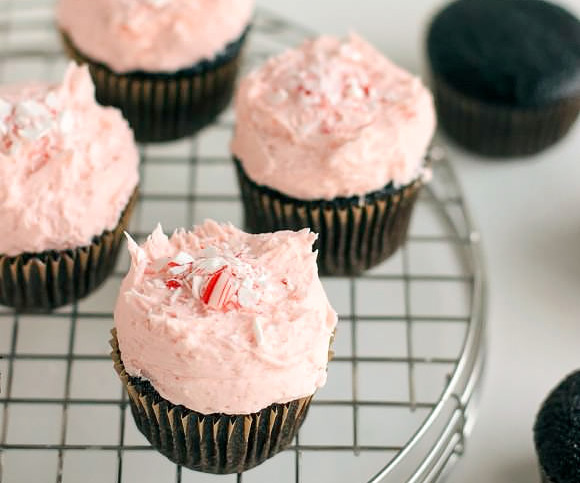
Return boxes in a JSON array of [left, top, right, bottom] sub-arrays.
[[111, 331, 312, 474], [61, 29, 249, 143], [234, 158, 423, 276], [0, 190, 137, 312], [432, 74, 580, 157]]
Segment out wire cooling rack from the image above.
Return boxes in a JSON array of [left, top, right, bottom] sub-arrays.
[[0, 2, 486, 483]]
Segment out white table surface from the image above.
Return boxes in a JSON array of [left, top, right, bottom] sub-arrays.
[[255, 0, 580, 482]]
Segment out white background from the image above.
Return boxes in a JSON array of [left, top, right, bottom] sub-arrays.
[[254, 0, 580, 482]]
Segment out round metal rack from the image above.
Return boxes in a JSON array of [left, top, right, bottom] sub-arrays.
[[0, 2, 486, 482]]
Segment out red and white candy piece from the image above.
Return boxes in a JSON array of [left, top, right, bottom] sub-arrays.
[[168, 264, 188, 276], [253, 316, 265, 346], [201, 267, 237, 310], [194, 257, 226, 274], [190, 274, 204, 299], [173, 251, 195, 265], [166, 251, 194, 274], [155, 246, 265, 311]]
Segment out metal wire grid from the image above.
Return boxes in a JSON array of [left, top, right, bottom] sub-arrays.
[[0, 3, 486, 483]]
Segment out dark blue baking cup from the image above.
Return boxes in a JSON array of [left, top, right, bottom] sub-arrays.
[[234, 158, 424, 276], [432, 74, 580, 157], [426, 0, 580, 157], [0, 189, 137, 312], [111, 330, 313, 474], [61, 28, 250, 143]]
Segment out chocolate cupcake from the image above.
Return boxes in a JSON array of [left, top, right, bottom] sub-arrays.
[[0, 63, 139, 312], [113, 221, 337, 474], [231, 34, 436, 276], [57, 0, 254, 143], [534, 371, 580, 483], [427, 0, 580, 157]]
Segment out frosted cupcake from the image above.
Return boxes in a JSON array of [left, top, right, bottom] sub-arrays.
[[112, 221, 337, 473], [231, 34, 436, 275], [57, 0, 254, 142], [0, 63, 139, 311]]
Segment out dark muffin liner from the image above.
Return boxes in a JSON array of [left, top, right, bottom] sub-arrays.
[[432, 74, 580, 157], [61, 29, 249, 143], [111, 331, 312, 474], [234, 158, 423, 276], [0, 190, 137, 312], [540, 468, 554, 483]]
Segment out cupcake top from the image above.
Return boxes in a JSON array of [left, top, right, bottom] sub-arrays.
[[57, 0, 254, 73], [0, 63, 139, 257], [231, 34, 436, 200], [427, 0, 580, 107], [114, 221, 337, 415], [534, 371, 580, 483]]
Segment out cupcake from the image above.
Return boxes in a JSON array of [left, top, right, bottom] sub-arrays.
[[231, 34, 436, 276], [534, 371, 580, 483], [57, 0, 254, 143], [427, 0, 580, 157], [113, 221, 337, 474], [0, 63, 139, 312]]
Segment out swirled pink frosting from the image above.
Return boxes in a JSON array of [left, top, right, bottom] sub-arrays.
[[57, 0, 254, 73], [114, 221, 337, 415], [0, 63, 139, 257], [231, 34, 436, 200]]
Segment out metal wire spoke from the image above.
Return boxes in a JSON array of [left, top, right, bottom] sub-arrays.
[[0, 315, 19, 483], [55, 304, 78, 483], [0, 2, 485, 483]]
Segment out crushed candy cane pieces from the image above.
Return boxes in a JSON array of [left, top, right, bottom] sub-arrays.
[[146, 247, 270, 311]]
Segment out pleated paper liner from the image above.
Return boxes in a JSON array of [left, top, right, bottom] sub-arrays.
[[432, 74, 580, 157], [61, 29, 249, 143], [0, 190, 137, 312], [234, 158, 423, 276], [111, 331, 313, 474]]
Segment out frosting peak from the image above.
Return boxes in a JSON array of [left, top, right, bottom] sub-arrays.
[[115, 221, 338, 415], [231, 34, 436, 200], [0, 63, 139, 257]]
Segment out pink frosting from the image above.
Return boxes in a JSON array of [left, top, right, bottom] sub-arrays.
[[231, 34, 437, 200], [0, 63, 139, 257], [57, 0, 254, 73], [114, 221, 337, 415]]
